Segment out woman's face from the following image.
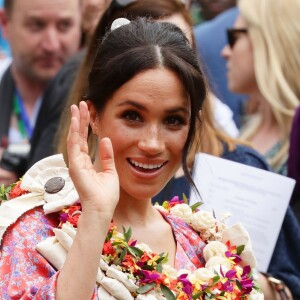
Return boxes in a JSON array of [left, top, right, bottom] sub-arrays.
[[222, 15, 258, 95], [90, 68, 190, 201]]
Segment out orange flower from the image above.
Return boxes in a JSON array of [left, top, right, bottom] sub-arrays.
[[122, 254, 139, 272], [9, 181, 29, 199], [103, 240, 115, 256]]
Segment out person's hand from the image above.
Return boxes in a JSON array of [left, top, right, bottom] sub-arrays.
[[0, 167, 18, 187], [67, 101, 119, 219]]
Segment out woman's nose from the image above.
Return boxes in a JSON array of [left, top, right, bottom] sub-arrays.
[[138, 125, 165, 155], [221, 44, 231, 60]]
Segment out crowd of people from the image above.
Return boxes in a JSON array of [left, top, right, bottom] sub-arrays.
[[0, 0, 299, 299]]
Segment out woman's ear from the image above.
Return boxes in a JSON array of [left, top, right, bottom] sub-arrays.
[[87, 100, 99, 135]]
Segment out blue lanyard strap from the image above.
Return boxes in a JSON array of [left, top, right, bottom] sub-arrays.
[[14, 91, 33, 139]]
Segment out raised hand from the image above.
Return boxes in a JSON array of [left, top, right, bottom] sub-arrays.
[[67, 101, 119, 218]]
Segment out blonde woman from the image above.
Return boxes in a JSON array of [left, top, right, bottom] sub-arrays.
[[222, 0, 300, 175]]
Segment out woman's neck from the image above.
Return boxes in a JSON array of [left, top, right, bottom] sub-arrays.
[[248, 95, 281, 154], [258, 98, 277, 130], [113, 191, 159, 229]]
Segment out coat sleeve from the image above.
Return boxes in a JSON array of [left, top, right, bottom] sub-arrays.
[[268, 206, 300, 299]]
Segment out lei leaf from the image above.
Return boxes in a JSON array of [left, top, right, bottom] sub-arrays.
[[190, 201, 203, 212], [192, 292, 203, 300], [123, 226, 132, 242], [136, 283, 156, 294], [183, 193, 189, 204], [0, 183, 12, 202], [128, 246, 143, 257], [119, 247, 127, 261], [236, 279, 243, 291], [212, 275, 220, 284], [236, 245, 245, 255], [160, 284, 176, 300], [156, 263, 162, 273]]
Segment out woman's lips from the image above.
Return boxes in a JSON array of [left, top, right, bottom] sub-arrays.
[[127, 158, 167, 175]]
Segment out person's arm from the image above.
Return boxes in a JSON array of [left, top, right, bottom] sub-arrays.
[[259, 206, 300, 300], [56, 102, 120, 299]]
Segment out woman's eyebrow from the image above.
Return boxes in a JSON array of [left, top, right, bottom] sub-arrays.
[[117, 100, 189, 114], [116, 100, 146, 111]]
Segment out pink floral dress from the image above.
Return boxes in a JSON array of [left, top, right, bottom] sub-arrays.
[[0, 207, 205, 299]]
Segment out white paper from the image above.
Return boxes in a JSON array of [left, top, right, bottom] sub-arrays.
[[190, 153, 295, 272]]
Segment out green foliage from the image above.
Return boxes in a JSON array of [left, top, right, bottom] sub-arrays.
[[0, 184, 12, 202], [161, 284, 176, 300], [236, 245, 245, 255], [136, 283, 156, 294], [190, 201, 203, 212]]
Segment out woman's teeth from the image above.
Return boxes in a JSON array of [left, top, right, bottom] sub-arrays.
[[129, 159, 164, 170]]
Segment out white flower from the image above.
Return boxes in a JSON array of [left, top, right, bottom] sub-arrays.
[[203, 241, 227, 261], [170, 204, 192, 222], [205, 256, 232, 274], [188, 268, 215, 284], [177, 269, 191, 277], [136, 288, 167, 300], [189, 210, 216, 231], [162, 265, 177, 280], [222, 223, 250, 248], [249, 289, 264, 300], [135, 243, 152, 253]]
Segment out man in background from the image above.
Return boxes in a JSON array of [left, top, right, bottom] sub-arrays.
[[0, 0, 82, 186]]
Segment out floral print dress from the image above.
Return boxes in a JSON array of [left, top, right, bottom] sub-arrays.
[[0, 206, 205, 299]]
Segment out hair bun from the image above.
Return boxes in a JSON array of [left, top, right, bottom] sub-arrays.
[[111, 18, 131, 31]]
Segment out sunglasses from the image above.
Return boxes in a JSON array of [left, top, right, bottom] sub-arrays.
[[227, 28, 248, 48]]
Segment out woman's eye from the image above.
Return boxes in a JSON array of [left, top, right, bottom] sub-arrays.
[[165, 116, 185, 126], [123, 111, 141, 122]]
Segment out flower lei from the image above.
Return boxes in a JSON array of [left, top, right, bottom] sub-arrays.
[[58, 197, 262, 300], [1, 183, 263, 300]]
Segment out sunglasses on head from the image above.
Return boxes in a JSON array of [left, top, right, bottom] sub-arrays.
[[227, 28, 248, 48]]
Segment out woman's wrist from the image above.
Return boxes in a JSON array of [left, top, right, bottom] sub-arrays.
[[260, 272, 293, 300]]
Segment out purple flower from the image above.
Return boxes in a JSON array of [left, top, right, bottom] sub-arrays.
[[225, 251, 242, 263], [242, 265, 251, 277], [169, 196, 184, 205], [140, 270, 161, 284], [222, 280, 233, 292], [178, 274, 193, 296], [60, 213, 68, 222], [225, 269, 236, 279], [129, 240, 137, 246], [240, 278, 254, 293]]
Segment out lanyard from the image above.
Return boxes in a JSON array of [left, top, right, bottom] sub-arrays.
[[13, 91, 33, 139]]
